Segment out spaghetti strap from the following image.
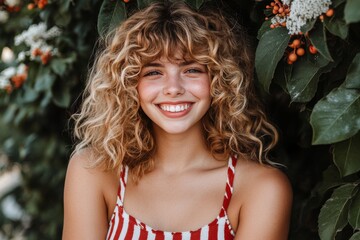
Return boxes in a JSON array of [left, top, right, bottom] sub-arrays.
[[220, 156, 237, 216], [118, 165, 129, 203]]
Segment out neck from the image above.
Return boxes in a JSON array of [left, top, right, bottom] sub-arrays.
[[152, 123, 212, 173]]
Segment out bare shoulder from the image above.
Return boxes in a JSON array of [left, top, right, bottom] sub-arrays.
[[232, 158, 292, 240], [234, 158, 292, 200], [62, 149, 117, 240]]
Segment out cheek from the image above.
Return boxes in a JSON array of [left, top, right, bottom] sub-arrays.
[[137, 81, 159, 103], [189, 78, 211, 100]]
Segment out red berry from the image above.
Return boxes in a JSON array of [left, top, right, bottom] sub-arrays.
[[296, 48, 305, 56], [288, 52, 298, 62], [309, 45, 318, 54], [326, 9, 334, 17]]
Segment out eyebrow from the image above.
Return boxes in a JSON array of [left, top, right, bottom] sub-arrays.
[[142, 60, 197, 68]]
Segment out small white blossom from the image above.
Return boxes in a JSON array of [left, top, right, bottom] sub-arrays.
[[4, 0, 21, 7], [0, 67, 15, 90], [0, 64, 27, 90], [17, 51, 27, 62], [286, 0, 331, 34], [14, 22, 61, 55], [0, 77, 11, 90], [0, 10, 9, 23], [271, 15, 287, 25], [282, 0, 291, 6]]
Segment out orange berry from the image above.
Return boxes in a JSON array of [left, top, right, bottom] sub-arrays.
[[123, 0, 130, 2], [32, 48, 42, 57], [296, 48, 305, 56], [270, 24, 275, 29], [287, 59, 294, 65], [309, 45, 318, 54], [271, 2, 275, 6], [27, 3, 35, 10], [326, 9, 334, 17], [292, 39, 301, 48], [273, 6, 279, 11], [272, 9, 278, 14], [288, 52, 298, 62], [281, 22, 286, 27], [266, 5, 271, 9], [278, 7, 284, 13], [41, 52, 51, 65]]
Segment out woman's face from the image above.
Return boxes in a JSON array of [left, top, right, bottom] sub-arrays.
[[137, 56, 211, 135]]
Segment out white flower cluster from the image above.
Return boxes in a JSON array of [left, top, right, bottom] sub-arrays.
[[14, 22, 61, 59], [4, 0, 21, 7], [0, 64, 26, 90], [286, 0, 331, 34], [0, 10, 9, 24]]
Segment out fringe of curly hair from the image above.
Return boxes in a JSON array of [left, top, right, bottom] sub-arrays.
[[72, 1, 279, 180]]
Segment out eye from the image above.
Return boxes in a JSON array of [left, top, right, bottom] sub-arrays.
[[143, 70, 161, 77], [185, 68, 203, 74]]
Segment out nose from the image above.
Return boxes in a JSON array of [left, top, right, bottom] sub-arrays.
[[162, 73, 185, 96]]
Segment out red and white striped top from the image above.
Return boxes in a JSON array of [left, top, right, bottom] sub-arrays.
[[106, 156, 237, 240]]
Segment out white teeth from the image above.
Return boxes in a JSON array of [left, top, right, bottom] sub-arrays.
[[160, 104, 190, 113]]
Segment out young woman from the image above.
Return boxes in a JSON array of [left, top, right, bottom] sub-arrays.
[[62, 1, 292, 239]]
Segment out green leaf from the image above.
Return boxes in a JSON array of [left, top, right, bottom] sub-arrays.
[[343, 53, 360, 89], [344, 0, 360, 24], [50, 58, 67, 76], [255, 27, 290, 92], [333, 133, 360, 177], [315, 165, 344, 197], [308, 23, 333, 61], [257, 20, 272, 40], [332, 0, 346, 8], [185, 0, 206, 9], [137, 0, 157, 9], [349, 191, 360, 230], [350, 231, 360, 240], [318, 183, 359, 240], [310, 88, 360, 144], [324, 15, 349, 40], [51, 80, 71, 108], [286, 58, 322, 103], [54, 11, 72, 27], [301, 19, 316, 33], [97, 0, 127, 37], [34, 67, 56, 92]]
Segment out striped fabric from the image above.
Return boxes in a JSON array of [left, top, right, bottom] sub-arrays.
[[106, 156, 237, 240]]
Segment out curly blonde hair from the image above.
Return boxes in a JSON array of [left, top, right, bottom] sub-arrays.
[[72, 1, 278, 180]]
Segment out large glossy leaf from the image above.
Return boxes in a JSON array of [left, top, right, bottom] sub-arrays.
[[255, 27, 290, 92], [185, 0, 206, 9], [315, 165, 344, 197], [257, 20, 272, 40], [311, 88, 360, 144], [333, 133, 360, 177], [324, 15, 348, 40], [332, 0, 346, 8], [286, 58, 322, 103], [344, 53, 360, 89], [137, 0, 158, 9], [349, 191, 360, 230], [350, 232, 360, 240], [309, 23, 333, 61], [97, 0, 127, 37], [344, 0, 360, 24], [318, 184, 359, 240]]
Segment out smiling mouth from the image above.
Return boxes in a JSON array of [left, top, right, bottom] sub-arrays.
[[158, 103, 192, 113]]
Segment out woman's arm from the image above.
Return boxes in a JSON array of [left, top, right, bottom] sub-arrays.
[[62, 151, 109, 240], [235, 168, 293, 240]]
